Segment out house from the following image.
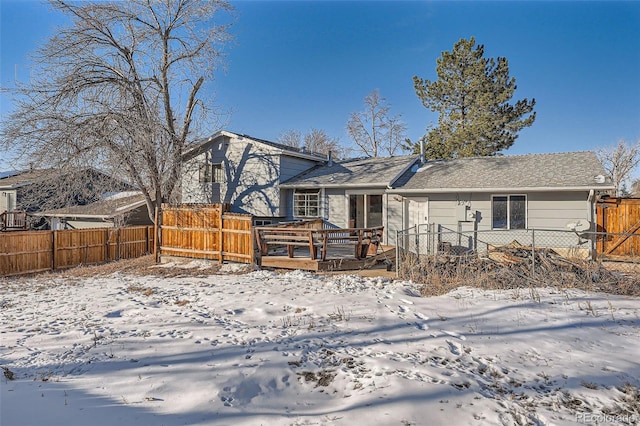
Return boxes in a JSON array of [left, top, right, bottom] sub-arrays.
[[280, 155, 418, 241], [0, 168, 132, 216], [38, 192, 153, 229], [181, 130, 327, 223], [279, 151, 612, 248], [179, 130, 613, 250], [385, 151, 614, 246]]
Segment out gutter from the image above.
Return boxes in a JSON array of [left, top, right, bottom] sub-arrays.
[[40, 213, 112, 220], [281, 183, 390, 189], [388, 185, 616, 194]]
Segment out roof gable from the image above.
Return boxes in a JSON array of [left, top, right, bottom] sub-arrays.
[[282, 155, 419, 188]]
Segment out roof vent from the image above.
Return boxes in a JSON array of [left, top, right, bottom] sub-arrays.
[[594, 175, 605, 184]]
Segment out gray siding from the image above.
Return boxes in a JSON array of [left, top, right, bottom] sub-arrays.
[[389, 190, 593, 235], [182, 136, 281, 216], [280, 156, 319, 182], [325, 189, 346, 227], [0, 189, 17, 212], [527, 192, 590, 229], [183, 135, 320, 218], [385, 194, 404, 245]]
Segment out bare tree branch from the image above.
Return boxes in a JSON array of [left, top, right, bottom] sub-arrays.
[[278, 128, 346, 158], [346, 89, 407, 157], [597, 139, 640, 197], [1, 0, 233, 224]]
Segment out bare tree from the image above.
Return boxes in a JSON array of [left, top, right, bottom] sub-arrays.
[[278, 128, 345, 158], [277, 129, 303, 150], [383, 116, 408, 157], [597, 140, 640, 197], [0, 0, 232, 223], [346, 89, 408, 157], [304, 129, 343, 157]]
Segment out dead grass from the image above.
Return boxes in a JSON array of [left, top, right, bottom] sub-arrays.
[[127, 285, 155, 296], [32, 255, 226, 279]]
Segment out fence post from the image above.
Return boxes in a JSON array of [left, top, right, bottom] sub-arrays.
[[116, 227, 121, 260], [154, 206, 160, 263], [51, 230, 57, 271], [249, 218, 255, 266], [396, 229, 400, 278], [473, 219, 478, 253], [531, 229, 535, 278], [145, 226, 150, 255], [218, 206, 224, 263], [105, 228, 110, 262]]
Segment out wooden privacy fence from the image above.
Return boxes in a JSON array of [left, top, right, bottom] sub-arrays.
[[596, 197, 640, 257], [0, 225, 154, 276], [160, 204, 254, 264]]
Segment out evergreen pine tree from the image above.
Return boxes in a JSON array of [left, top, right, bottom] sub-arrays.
[[413, 37, 536, 158]]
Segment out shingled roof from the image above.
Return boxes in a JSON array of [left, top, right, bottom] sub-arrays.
[[38, 193, 147, 218], [0, 169, 61, 189], [281, 155, 418, 188], [391, 151, 613, 192]]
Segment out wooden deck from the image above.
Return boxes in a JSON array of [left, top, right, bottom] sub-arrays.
[[258, 245, 396, 272]]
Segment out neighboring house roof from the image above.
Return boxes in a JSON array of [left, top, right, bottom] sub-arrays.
[[0, 168, 131, 190], [281, 155, 419, 189], [0, 169, 60, 189], [391, 151, 614, 193], [0, 170, 21, 180], [184, 130, 328, 162], [38, 193, 147, 219]]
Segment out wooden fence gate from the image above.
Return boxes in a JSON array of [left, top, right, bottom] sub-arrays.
[[159, 204, 254, 264], [596, 197, 640, 257]]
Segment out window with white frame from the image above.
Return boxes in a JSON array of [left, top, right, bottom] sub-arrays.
[[199, 162, 224, 183], [294, 189, 320, 217], [492, 195, 526, 229]]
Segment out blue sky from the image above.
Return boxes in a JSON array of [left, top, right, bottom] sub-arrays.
[[1, 0, 639, 170]]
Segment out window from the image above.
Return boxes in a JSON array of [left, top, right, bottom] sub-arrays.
[[492, 195, 526, 229], [294, 189, 320, 217], [199, 162, 224, 183]]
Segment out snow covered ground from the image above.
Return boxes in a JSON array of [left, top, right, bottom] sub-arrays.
[[1, 261, 639, 425]]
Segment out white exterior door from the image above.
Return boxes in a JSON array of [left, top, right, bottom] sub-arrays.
[[406, 198, 428, 230]]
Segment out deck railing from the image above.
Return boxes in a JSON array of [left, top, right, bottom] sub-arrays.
[[255, 226, 384, 261], [0, 211, 28, 231]]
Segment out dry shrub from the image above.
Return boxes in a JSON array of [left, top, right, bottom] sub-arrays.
[[399, 251, 640, 297]]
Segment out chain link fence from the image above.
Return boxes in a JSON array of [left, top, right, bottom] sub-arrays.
[[396, 225, 640, 296]]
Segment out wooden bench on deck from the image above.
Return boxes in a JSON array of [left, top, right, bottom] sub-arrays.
[[255, 226, 384, 261]]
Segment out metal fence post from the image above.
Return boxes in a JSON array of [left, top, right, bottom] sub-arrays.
[[396, 229, 400, 278], [531, 228, 535, 278]]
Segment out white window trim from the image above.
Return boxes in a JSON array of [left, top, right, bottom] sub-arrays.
[[293, 188, 324, 219], [491, 194, 527, 230]]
